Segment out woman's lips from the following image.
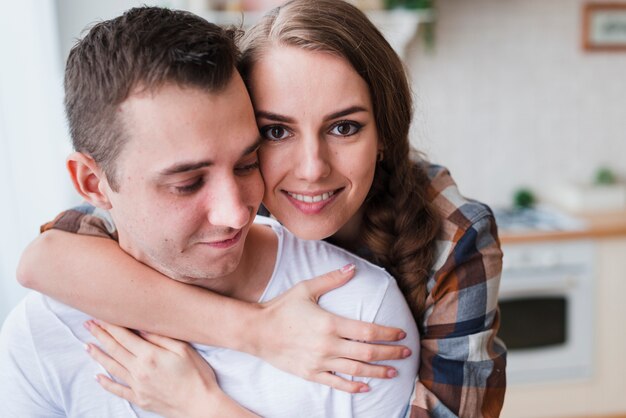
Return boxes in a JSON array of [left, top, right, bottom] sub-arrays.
[[286, 190, 335, 203], [283, 188, 342, 214]]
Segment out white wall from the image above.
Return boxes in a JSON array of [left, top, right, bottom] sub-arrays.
[[0, 0, 196, 325], [407, 0, 626, 208], [0, 1, 77, 323], [55, 0, 190, 63]]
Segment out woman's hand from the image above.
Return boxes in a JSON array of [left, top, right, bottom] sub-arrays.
[[84, 320, 257, 418], [251, 264, 412, 394]]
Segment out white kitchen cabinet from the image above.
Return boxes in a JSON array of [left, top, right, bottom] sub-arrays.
[[502, 238, 626, 418]]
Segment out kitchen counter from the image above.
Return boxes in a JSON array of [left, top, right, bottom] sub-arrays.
[[500, 233, 626, 418], [500, 210, 626, 418], [499, 210, 626, 244]]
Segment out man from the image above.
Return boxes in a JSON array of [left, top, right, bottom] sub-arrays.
[[0, 7, 418, 417]]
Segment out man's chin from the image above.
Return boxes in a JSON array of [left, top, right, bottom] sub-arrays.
[[172, 257, 242, 288], [143, 243, 246, 291]]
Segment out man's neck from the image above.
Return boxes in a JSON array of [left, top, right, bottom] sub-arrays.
[[223, 223, 278, 302], [117, 223, 278, 303]]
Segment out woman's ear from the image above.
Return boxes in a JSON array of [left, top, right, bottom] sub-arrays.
[[66, 152, 113, 209], [377, 144, 385, 163]]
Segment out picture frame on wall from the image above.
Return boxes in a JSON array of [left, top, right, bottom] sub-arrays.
[[583, 2, 626, 51]]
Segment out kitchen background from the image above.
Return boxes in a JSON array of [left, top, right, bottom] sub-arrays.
[[0, 0, 625, 417]]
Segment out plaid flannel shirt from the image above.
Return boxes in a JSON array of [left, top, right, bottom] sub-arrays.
[[408, 165, 506, 417], [42, 164, 506, 418]]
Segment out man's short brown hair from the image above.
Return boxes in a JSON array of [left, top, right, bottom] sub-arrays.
[[64, 7, 240, 190]]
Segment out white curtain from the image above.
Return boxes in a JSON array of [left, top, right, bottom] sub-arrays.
[[0, 1, 77, 323]]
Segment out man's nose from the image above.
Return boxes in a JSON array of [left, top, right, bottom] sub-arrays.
[[206, 177, 250, 230], [294, 135, 331, 182]]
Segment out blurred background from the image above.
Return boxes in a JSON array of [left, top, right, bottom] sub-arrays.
[[1, 0, 625, 417]]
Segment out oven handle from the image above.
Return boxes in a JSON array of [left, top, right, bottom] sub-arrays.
[[499, 275, 580, 298]]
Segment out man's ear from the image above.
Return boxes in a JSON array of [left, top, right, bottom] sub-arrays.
[[66, 152, 113, 210]]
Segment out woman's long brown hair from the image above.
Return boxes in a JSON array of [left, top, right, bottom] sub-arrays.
[[239, 0, 441, 320]]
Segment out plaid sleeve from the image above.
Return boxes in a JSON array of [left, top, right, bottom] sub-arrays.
[[407, 166, 507, 418], [40, 203, 119, 241]]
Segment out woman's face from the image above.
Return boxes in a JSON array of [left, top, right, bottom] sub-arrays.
[[249, 46, 379, 241]]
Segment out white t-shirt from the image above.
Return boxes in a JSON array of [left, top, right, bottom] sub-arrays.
[[0, 217, 419, 417]]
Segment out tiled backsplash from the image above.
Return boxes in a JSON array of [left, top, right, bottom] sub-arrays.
[[407, 0, 626, 208]]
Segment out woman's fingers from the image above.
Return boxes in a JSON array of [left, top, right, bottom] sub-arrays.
[[303, 268, 407, 344], [90, 320, 163, 357], [84, 320, 136, 364], [302, 265, 356, 301], [86, 343, 132, 384], [95, 374, 138, 404], [138, 331, 189, 354], [325, 356, 399, 380], [334, 316, 407, 345], [257, 271, 410, 388], [337, 337, 411, 363], [314, 371, 370, 394], [84, 321, 220, 416]]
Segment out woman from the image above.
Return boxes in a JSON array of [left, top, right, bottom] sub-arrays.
[[18, 0, 506, 416]]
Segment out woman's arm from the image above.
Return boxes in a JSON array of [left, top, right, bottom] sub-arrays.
[[410, 214, 506, 417], [84, 320, 258, 418], [18, 230, 411, 393]]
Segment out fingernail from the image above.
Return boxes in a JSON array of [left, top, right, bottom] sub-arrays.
[[341, 263, 356, 273], [386, 369, 398, 378], [83, 321, 92, 331], [84, 343, 90, 353], [397, 331, 406, 340], [403, 348, 412, 358], [359, 385, 370, 393]]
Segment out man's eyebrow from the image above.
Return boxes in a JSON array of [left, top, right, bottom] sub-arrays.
[[157, 137, 261, 177], [241, 137, 263, 157], [158, 161, 213, 176]]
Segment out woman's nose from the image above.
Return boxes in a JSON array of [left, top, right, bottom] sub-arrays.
[[294, 136, 331, 182]]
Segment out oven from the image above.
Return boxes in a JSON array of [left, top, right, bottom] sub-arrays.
[[498, 240, 595, 384]]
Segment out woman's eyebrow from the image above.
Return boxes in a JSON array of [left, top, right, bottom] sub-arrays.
[[324, 106, 368, 121], [255, 111, 294, 123], [256, 106, 368, 123]]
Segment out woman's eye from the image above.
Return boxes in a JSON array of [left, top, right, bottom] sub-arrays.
[[261, 125, 291, 141], [330, 121, 362, 137], [174, 179, 204, 194]]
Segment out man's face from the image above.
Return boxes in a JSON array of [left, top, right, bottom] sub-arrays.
[[103, 74, 263, 288]]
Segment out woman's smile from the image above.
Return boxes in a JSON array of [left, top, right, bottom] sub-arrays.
[[282, 188, 343, 215], [251, 46, 379, 241]]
